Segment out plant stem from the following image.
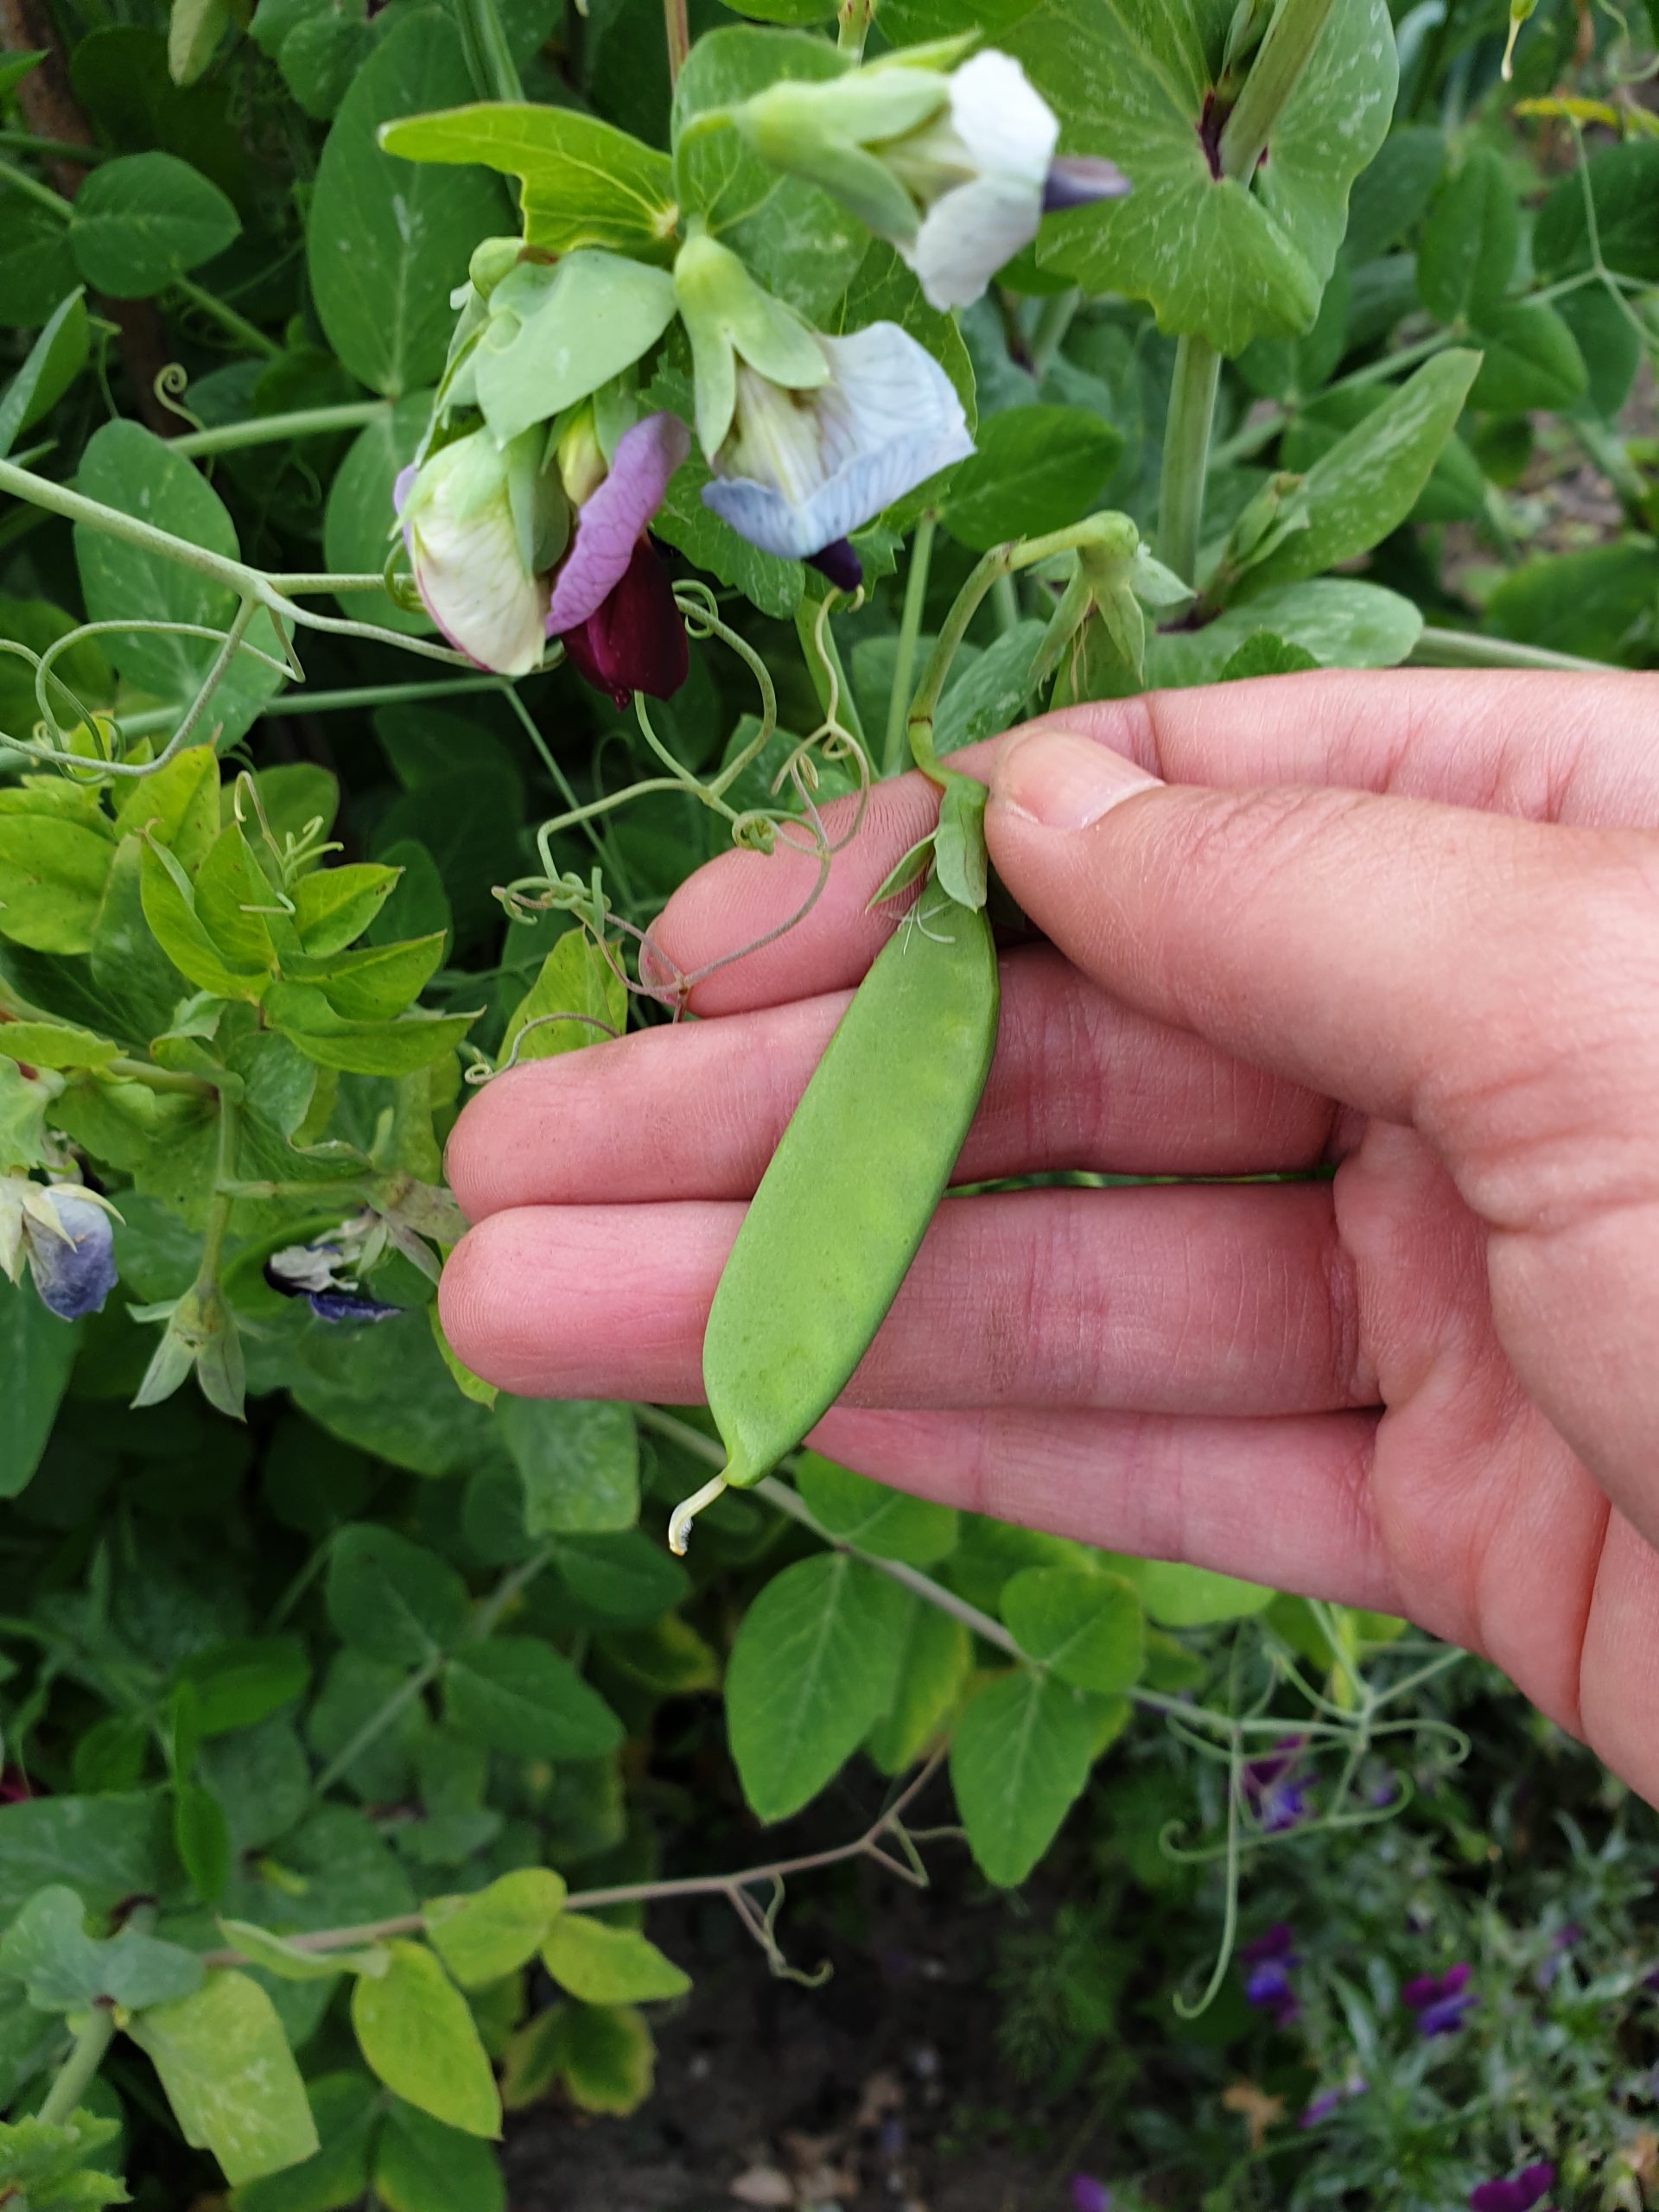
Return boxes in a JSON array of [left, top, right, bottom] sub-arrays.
[[663, 0, 689, 82], [103, 1057, 216, 1096], [461, 0, 524, 102], [1408, 626, 1610, 673], [1217, 0, 1336, 180], [168, 276, 282, 360], [1156, 334, 1221, 588], [991, 571, 1021, 633], [795, 597, 867, 754], [883, 512, 936, 777], [171, 402, 387, 458], [0, 149, 67, 217], [196, 1092, 240, 1283], [0, 455, 258, 594], [37, 2007, 116, 2126], [0, 129, 102, 164], [836, 0, 871, 57], [1027, 286, 1081, 379]]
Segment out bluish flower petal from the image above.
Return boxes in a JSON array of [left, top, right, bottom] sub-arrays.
[[307, 1288, 401, 1325], [24, 1196, 117, 1321]]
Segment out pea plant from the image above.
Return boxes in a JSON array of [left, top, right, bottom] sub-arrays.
[[0, 0, 1656, 2198]]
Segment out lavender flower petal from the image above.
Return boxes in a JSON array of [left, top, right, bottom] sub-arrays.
[[24, 1196, 117, 1320], [546, 412, 690, 634]]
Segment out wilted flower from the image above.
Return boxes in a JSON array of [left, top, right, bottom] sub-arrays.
[[0, 1173, 118, 1321], [396, 409, 688, 702], [731, 49, 1128, 311], [1470, 2163, 1554, 2212], [545, 409, 690, 708], [265, 1226, 401, 1325], [1402, 1961, 1476, 2037], [1239, 1923, 1299, 2027]]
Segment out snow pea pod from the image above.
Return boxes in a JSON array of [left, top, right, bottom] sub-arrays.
[[669, 885, 999, 1552]]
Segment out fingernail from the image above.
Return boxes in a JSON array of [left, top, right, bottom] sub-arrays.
[[994, 730, 1161, 831]]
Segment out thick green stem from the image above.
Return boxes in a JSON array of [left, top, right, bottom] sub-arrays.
[[1217, 0, 1337, 181], [663, 0, 689, 81], [883, 513, 936, 777], [1156, 334, 1221, 588], [104, 1057, 216, 1096], [37, 2008, 116, 2126], [0, 456, 258, 594], [172, 402, 386, 459], [460, 0, 524, 102], [836, 0, 871, 57], [196, 1093, 241, 1284], [1408, 626, 1609, 673]]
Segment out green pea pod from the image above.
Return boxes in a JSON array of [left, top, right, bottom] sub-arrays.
[[670, 883, 999, 1551]]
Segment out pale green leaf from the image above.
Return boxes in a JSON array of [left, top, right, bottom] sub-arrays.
[[424, 1868, 567, 1988], [350, 1941, 501, 2138], [128, 1971, 320, 2186], [541, 1916, 690, 2005]]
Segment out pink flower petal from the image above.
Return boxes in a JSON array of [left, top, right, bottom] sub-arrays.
[[546, 411, 690, 635]]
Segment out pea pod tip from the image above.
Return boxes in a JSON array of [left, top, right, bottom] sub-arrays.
[[667, 1470, 731, 1555]]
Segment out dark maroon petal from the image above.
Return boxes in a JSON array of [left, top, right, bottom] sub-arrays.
[[1241, 1923, 1296, 1962], [807, 537, 863, 592], [1400, 1974, 1440, 2010], [563, 538, 688, 709]]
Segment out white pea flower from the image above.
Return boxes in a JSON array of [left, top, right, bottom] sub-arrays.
[[701, 321, 974, 586], [395, 429, 568, 678], [732, 49, 1129, 312]]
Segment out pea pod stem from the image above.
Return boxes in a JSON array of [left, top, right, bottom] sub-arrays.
[[667, 1470, 730, 1556]]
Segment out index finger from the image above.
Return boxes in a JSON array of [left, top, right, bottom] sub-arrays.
[[652, 670, 1659, 1015]]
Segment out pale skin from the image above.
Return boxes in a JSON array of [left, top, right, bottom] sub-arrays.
[[441, 671, 1659, 1806]]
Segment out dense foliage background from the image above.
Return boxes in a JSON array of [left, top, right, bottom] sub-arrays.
[[1, 0, 1657, 2202]]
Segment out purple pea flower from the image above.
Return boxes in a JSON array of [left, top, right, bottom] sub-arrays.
[[1402, 1961, 1476, 2037], [1300, 2075, 1365, 2128], [1, 1175, 118, 1320], [1069, 2177, 1111, 2212], [1239, 1923, 1300, 2027], [545, 410, 690, 709], [1241, 1735, 1313, 1834], [1469, 2163, 1554, 2212]]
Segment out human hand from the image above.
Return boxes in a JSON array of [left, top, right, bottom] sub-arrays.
[[442, 670, 1659, 1803]]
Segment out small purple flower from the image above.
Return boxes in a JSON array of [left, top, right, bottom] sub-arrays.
[[1240, 1923, 1300, 2027], [1241, 1736, 1313, 1834], [3, 1177, 119, 1320], [1043, 156, 1134, 213], [1069, 2177, 1111, 2212], [1469, 2162, 1554, 2212], [1300, 2075, 1365, 2128], [264, 1239, 399, 1326], [1402, 1962, 1476, 2037]]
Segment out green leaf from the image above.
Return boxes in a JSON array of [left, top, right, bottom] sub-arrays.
[[726, 1554, 910, 1821], [1000, 1567, 1144, 1694], [550, 1531, 689, 1626], [306, 12, 506, 397], [372, 2100, 505, 2212], [264, 986, 476, 1075], [128, 1970, 321, 2185], [940, 406, 1122, 550], [1534, 137, 1659, 283], [865, 1600, 970, 1776], [1468, 301, 1586, 416], [173, 1779, 232, 1903], [1215, 631, 1321, 680], [322, 395, 432, 635], [424, 1868, 567, 1987], [1149, 578, 1421, 686], [194, 822, 279, 974], [350, 1941, 501, 2138], [672, 27, 865, 317], [1020, 0, 1397, 352], [0, 290, 88, 461], [139, 839, 265, 1000], [1239, 349, 1480, 593], [174, 1637, 309, 1735], [0, 1019, 119, 1069], [1416, 149, 1518, 324], [792, 1452, 957, 1566], [550, 2003, 653, 2116], [0, 2113, 126, 2212], [217, 1920, 386, 1982], [473, 252, 677, 445], [168, 0, 228, 85], [114, 742, 221, 873], [0, 1789, 178, 1918], [286, 932, 446, 1021], [1122, 1559, 1274, 1627], [0, 594, 111, 739], [949, 1669, 1096, 1885], [228, 2071, 379, 2212], [1344, 123, 1445, 263], [327, 1525, 469, 1665], [0, 814, 114, 954], [381, 104, 676, 259], [0, 1268, 79, 1498], [68, 152, 238, 297], [1554, 282, 1642, 422], [499, 927, 626, 1067], [442, 1638, 625, 1760], [291, 1309, 502, 1477], [0, 188, 66, 331], [541, 1916, 689, 2005], [1484, 542, 1659, 665], [293, 862, 402, 957], [497, 1398, 639, 1535], [73, 419, 285, 745], [0, 1883, 203, 2011]]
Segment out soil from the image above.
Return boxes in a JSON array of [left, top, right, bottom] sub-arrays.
[[502, 1773, 1092, 2212]]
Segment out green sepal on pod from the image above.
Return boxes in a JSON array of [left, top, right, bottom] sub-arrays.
[[671, 847, 998, 1553]]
